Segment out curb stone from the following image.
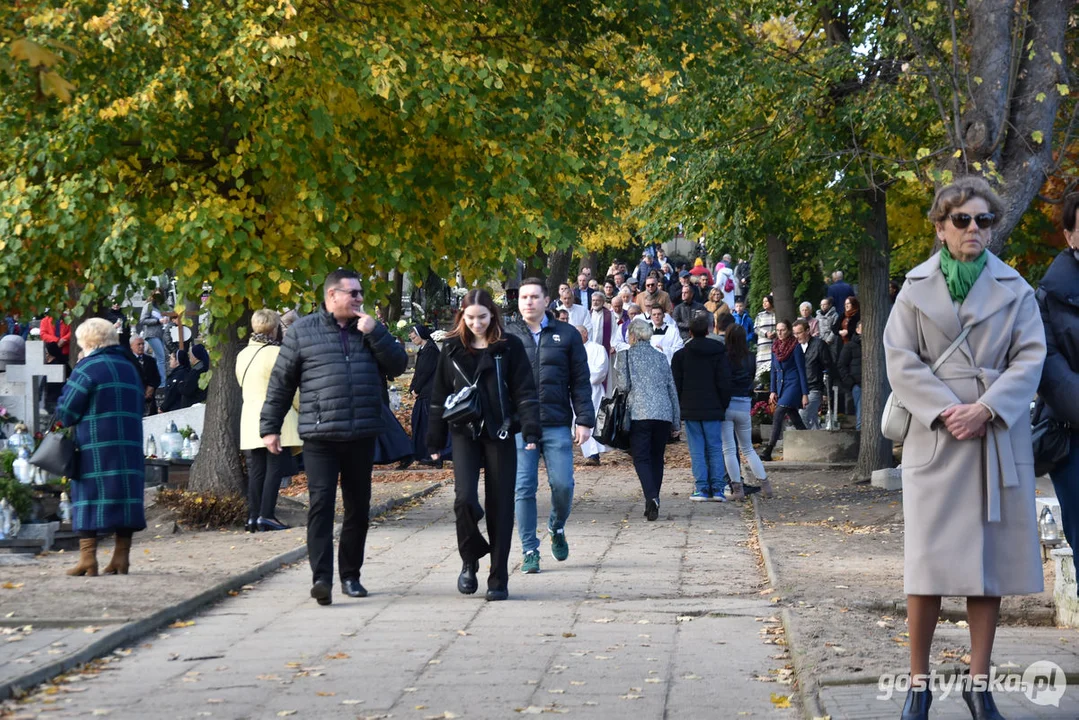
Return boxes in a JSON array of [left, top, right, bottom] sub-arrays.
[[0, 481, 443, 701]]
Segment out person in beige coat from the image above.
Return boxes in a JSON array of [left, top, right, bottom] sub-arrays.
[[884, 177, 1046, 720], [237, 309, 301, 533]]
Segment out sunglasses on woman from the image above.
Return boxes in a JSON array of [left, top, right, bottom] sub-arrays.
[[949, 212, 995, 230]]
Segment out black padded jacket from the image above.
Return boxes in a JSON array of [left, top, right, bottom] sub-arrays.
[[260, 307, 408, 442], [505, 315, 596, 428], [1037, 250, 1079, 425]]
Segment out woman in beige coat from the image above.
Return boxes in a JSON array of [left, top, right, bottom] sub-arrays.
[[237, 309, 301, 533], [884, 177, 1046, 720]]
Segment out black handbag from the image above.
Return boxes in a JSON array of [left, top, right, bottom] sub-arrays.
[[595, 351, 632, 450], [1032, 398, 1071, 477], [30, 419, 77, 478], [442, 359, 484, 428]]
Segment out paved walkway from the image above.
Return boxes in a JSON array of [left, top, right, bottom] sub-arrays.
[[4, 468, 796, 719]]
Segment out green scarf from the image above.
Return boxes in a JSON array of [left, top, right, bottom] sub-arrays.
[[939, 246, 988, 303]]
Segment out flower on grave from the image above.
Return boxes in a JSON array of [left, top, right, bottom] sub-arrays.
[[396, 319, 408, 329], [0, 406, 7, 417]]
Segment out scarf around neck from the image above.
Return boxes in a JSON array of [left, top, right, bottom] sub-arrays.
[[251, 332, 280, 346], [772, 335, 796, 362], [939, 246, 988, 303]]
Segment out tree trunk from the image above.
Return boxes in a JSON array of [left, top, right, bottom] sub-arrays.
[[547, 249, 573, 299], [187, 313, 249, 496], [385, 270, 404, 324], [765, 233, 796, 324], [524, 240, 548, 280], [580, 250, 599, 278], [854, 189, 895, 481]]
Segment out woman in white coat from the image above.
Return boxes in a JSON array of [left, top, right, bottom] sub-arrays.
[[237, 309, 301, 532], [884, 178, 1046, 720]]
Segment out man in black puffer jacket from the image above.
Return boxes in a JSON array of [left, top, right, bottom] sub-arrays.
[[505, 277, 595, 575], [261, 269, 407, 606]]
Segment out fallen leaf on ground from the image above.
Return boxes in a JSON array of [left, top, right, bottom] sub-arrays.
[[169, 620, 195, 628], [325, 652, 350, 660], [770, 693, 792, 708]]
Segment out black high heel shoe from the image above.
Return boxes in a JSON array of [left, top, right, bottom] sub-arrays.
[[962, 687, 1005, 720], [245, 519, 258, 533], [901, 685, 932, 720], [257, 517, 290, 531]]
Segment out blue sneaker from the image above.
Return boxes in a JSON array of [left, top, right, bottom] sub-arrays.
[[521, 551, 540, 574], [690, 490, 710, 502], [550, 528, 569, 562], [709, 492, 727, 502]]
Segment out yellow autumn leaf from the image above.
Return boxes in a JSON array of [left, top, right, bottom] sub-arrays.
[[770, 693, 792, 708], [10, 38, 59, 68], [278, 280, 291, 295], [41, 71, 76, 102]]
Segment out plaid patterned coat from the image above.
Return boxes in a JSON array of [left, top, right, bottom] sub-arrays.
[[56, 345, 146, 533]]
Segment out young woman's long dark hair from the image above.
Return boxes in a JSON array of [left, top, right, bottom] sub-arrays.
[[450, 288, 504, 351], [725, 323, 750, 365]]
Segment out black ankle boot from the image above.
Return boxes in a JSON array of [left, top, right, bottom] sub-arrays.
[[457, 559, 479, 595], [901, 686, 932, 720], [760, 445, 774, 462], [962, 687, 1005, 720]]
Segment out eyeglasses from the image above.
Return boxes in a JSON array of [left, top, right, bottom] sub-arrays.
[[949, 212, 995, 230], [331, 288, 362, 299]]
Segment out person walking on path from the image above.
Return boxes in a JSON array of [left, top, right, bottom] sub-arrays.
[[793, 318, 830, 430], [731, 299, 755, 344], [754, 295, 777, 379], [838, 295, 860, 344], [1037, 192, 1079, 597], [826, 270, 854, 312], [55, 318, 146, 577], [427, 289, 541, 601], [237, 310, 300, 533], [761, 320, 807, 461], [577, 324, 610, 465], [409, 324, 447, 467], [671, 285, 704, 342], [884, 177, 1046, 720], [261, 269, 408, 607], [798, 302, 819, 337], [672, 313, 732, 501], [615, 320, 680, 521], [506, 278, 595, 575], [836, 320, 864, 430], [721, 324, 770, 500]]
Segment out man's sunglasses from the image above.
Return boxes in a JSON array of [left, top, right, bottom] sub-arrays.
[[949, 212, 995, 230], [331, 288, 362, 298]]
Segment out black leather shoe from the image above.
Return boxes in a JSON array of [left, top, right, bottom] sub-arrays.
[[457, 560, 479, 595], [485, 588, 508, 601], [310, 580, 332, 606], [645, 498, 659, 521], [245, 519, 257, 533], [760, 445, 774, 462], [961, 687, 1004, 720], [341, 578, 368, 598], [901, 686, 932, 720], [257, 517, 290, 531]]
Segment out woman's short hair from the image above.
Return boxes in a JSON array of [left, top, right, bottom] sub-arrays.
[[927, 176, 1004, 225], [251, 309, 281, 336], [76, 317, 119, 350], [799, 301, 812, 312], [1062, 192, 1079, 233], [627, 318, 653, 344]]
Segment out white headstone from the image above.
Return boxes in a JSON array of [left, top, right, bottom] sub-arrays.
[[4, 341, 66, 432]]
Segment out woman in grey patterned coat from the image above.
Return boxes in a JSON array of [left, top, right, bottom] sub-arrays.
[[614, 319, 680, 521]]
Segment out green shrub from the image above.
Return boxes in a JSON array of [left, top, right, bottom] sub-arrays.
[[156, 488, 247, 529], [0, 449, 16, 479], [0, 475, 33, 521]]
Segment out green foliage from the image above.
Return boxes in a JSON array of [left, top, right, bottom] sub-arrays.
[[0, 449, 16, 479], [156, 488, 247, 529], [0, 449, 33, 520]]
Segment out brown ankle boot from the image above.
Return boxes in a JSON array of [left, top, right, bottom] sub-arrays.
[[102, 535, 132, 575], [729, 482, 745, 501], [67, 538, 99, 576], [760, 478, 775, 499]]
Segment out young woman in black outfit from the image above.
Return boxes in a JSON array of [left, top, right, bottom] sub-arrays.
[[427, 289, 541, 601]]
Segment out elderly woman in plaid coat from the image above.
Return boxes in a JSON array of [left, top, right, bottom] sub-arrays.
[[56, 318, 146, 576]]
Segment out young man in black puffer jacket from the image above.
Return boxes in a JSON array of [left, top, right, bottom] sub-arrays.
[[261, 269, 407, 606]]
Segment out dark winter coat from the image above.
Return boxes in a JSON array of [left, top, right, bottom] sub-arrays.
[[1037, 249, 1079, 425], [410, 341, 440, 399], [671, 338, 732, 421], [182, 346, 209, 407], [827, 281, 855, 313], [505, 315, 595, 428], [671, 301, 705, 341], [728, 350, 756, 398], [837, 334, 863, 390], [260, 306, 408, 442], [55, 345, 146, 533], [160, 358, 189, 413], [771, 345, 809, 408], [800, 336, 832, 393], [426, 334, 541, 452]]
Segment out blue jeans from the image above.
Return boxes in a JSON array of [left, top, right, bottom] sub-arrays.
[[800, 390, 822, 430], [145, 335, 167, 388], [684, 419, 725, 496], [721, 397, 767, 482], [515, 426, 575, 554], [852, 385, 862, 430], [1051, 435, 1079, 596]]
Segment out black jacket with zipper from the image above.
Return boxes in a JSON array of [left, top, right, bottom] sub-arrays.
[[801, 336, 833, 393], [260, 306, 408, 442], [671, 337, 733, 421], [426, 334, 541, 452], [1037, 249, 1079, 425], [505, 314, 595, 428]]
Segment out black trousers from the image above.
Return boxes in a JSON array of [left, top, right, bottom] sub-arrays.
[[450, 430, 516, 592], [245, 448, 285, 521], [630, 420, 671, 502], [769, 404, 806, 446], [303, 438, 375, 585]]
